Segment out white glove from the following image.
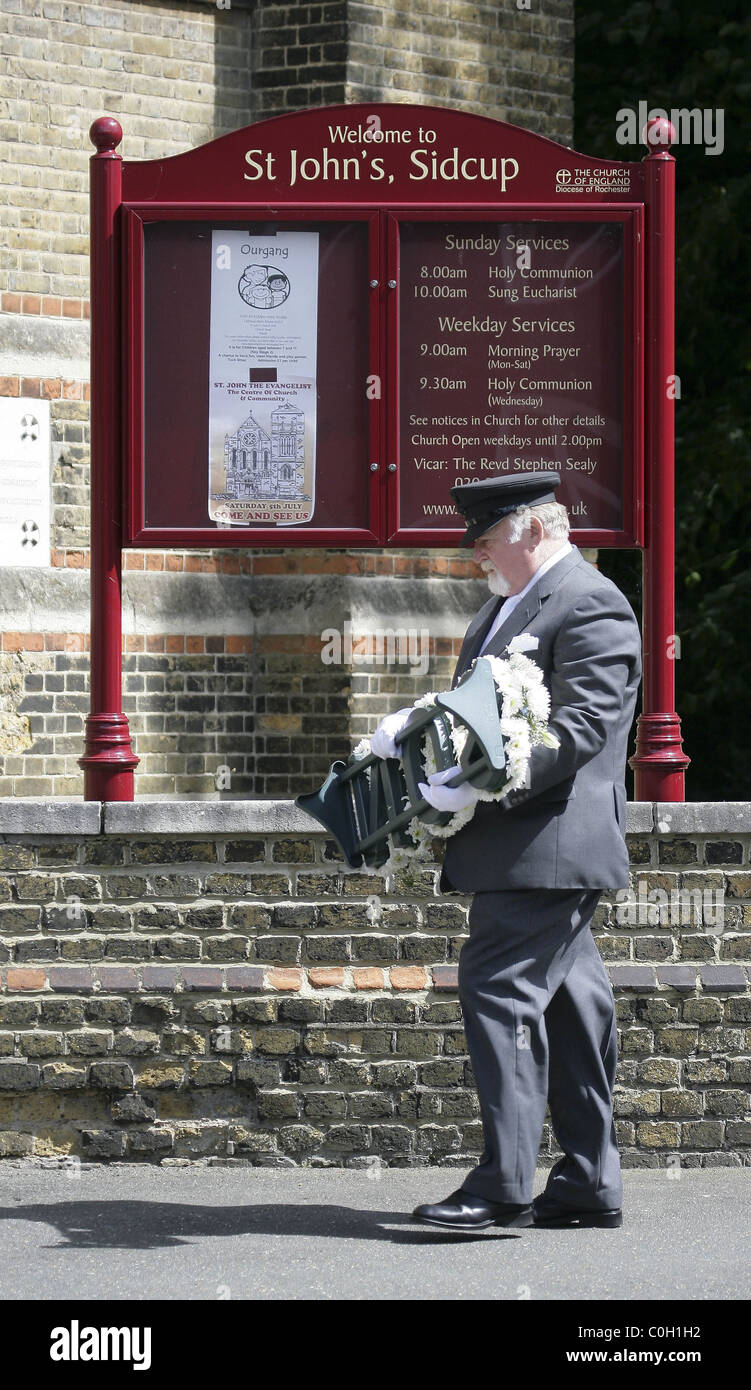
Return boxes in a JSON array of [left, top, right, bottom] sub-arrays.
[[418, 765, 481, 813], [369, 706, 414, 760]]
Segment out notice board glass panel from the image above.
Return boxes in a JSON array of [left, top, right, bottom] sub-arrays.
[[397, 220, 625, 535], [141, 219, 370, 533]]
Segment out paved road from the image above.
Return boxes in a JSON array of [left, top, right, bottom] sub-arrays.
[[0, 1163, 748, 1301]]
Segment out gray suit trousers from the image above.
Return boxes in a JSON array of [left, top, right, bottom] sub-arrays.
[[457, 887, 622, 1209]]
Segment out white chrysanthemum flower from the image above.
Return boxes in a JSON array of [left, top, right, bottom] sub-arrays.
[[507, 727, 531, 755], [426, 801, 478, 838], [485, 656, 514, 691], [499, 714, 526, 737], [413, 691, 439, 709], [507, 651, 537, 678], [501, 689, 524, 716], [526, 683, 551, 721], [421, 737, 438, 778], [450, 720, 469, 762]]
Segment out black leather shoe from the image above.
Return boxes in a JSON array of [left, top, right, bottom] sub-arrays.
[[532, 1193, 623, 1228], [412, 1187, 534, 1231]]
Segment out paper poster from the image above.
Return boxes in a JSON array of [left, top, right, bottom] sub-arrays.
[[208, 229, 319, 526]]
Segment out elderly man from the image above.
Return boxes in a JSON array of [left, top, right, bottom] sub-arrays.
[[371, 470, 642, 1232]]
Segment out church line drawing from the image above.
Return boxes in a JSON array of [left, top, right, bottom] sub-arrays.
[[224, 401, 305, 500]]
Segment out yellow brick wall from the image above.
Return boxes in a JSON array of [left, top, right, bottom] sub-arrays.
[[0, 0, 253, 300], [345, 0, 574, 140]]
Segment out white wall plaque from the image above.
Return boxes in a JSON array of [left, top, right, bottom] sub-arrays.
[[0, 397, 51, 567]]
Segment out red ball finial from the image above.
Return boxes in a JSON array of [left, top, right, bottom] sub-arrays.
[[643, 117, 676, 151], [90, 117, 123, 153]]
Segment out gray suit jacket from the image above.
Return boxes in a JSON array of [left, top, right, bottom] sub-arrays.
[[440, 547, 642, 892]]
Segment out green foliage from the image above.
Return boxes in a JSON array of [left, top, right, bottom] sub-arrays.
[[575, 1, 751, 797]]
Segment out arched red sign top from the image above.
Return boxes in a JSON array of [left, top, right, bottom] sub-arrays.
[[122, 102, 644, 206]]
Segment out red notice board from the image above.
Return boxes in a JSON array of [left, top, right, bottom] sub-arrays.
[[118, 104, 646, 548]]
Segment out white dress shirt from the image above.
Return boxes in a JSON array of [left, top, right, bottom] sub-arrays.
[[478, 541, 574, 654]]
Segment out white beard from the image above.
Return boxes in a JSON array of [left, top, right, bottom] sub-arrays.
[[482, 565, 512, 597]]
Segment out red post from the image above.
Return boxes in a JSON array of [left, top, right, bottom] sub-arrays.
[[79, 117, 139, 800], [629, 117, 690, 801]]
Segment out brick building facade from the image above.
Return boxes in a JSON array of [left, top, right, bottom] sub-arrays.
[[0, 0, 575, 798]]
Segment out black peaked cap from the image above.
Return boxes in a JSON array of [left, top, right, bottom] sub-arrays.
[[450, 470, 562, 547]]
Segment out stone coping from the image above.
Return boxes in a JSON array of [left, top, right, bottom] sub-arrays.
[[0, 799, 748, 836]]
